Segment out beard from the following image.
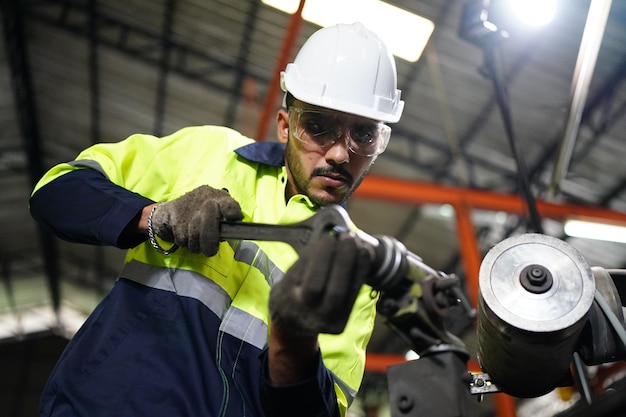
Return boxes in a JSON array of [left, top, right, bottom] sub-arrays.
[[284, 139, 370, 207]]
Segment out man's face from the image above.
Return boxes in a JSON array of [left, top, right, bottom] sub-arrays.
[[277, 101, 386, 206]]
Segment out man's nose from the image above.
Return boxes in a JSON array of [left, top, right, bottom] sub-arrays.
[[325, 133, 350, 164]]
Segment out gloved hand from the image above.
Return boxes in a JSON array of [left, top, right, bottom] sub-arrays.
[[151, 185, 243, 257], [269, 231, 374, 335]]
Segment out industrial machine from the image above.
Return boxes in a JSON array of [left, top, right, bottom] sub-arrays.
[[220, 205, 626, 417], [476, 233, 626, 417]]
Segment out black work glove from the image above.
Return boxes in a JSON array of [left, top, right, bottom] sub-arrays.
[[152, 185, 243, 257], [269, 232, 374, 335]]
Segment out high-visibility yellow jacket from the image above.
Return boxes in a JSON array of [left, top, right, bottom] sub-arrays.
[[31, 125, 378, 417]]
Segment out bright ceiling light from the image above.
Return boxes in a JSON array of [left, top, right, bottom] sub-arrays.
[[438, 203, 455, 218], [564, 219, 626, 244], [506, 0, 558, 26], [405, 350, 420, 361], [262, 0, 434, 62]]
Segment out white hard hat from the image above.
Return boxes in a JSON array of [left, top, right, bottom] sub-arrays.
[[281, 22, 404, 123]]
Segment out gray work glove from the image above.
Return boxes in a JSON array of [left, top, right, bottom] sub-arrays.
[[152, 185, 243, 257], [269, 232, 374, 336]]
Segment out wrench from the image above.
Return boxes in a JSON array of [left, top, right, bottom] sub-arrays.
[[219, 205, 357, 253], [220, 204, 436, 292], [222, 204, 476, 353], [220, 204, 449, 290]]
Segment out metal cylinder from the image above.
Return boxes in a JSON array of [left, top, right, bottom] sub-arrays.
[[477, 233, 595, 398]]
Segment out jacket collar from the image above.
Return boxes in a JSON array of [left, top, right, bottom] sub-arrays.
[[235, 141, 285, 167]]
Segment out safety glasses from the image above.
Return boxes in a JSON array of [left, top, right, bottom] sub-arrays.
[[289, 107, 391, 157]]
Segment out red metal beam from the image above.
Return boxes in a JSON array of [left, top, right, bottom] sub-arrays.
[[365, 353, 405, 373], [356, 175, 626, 223], [494, 393, 517, 417], [452, 201, 481, 307]]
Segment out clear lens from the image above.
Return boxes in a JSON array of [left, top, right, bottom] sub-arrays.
[[289, 107, 390, 157]]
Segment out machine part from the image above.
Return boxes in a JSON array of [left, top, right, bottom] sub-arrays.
[[477, 233, 595, 398], [606, 269, 626, 306], [554, 373, 626, 417], [578, 267, 626, 365], [280, 22, 404, 123], [468, 373, 500, 396], [518, 264, 553, 294], [570, 352, 593, 406], [387, 350, 475, 417]]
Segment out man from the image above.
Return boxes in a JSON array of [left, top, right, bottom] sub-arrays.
[[30, 22, 404, 417]]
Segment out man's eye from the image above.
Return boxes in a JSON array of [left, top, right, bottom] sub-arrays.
[[351, 125, 377, 144], [303, 116, 333, 136]]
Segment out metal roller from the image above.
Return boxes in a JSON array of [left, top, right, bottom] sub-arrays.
[[477, 233, 595, 398]]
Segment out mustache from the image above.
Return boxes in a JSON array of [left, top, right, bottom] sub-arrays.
[[310, 166, 353, 183]]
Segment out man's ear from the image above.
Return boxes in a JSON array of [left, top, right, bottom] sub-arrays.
[[276, 109, 289, 144]]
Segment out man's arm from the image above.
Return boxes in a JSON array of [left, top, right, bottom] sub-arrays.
[[268, 326, 319, 384], [261, 330, 341, 417], [262, 232, 373, 417], [30, 170, 242, 258], [30, 169, 154, 248]]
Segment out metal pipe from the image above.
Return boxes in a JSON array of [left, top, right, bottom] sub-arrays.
[[549, 0, 613, 197], [483, 43, 544, 234], [153, 0, 176, 137]]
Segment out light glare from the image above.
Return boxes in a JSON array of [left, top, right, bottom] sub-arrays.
[[405, 350, 420, 361], [507, 0, 558, 26], [564, 219, 626, 244], [262, 0, 434, 62]]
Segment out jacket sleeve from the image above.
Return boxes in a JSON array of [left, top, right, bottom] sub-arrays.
[[260, 349, 341, 417], [30, 168, 154, 248]]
